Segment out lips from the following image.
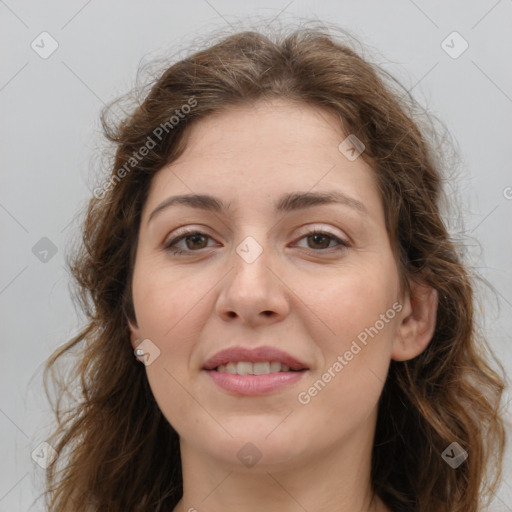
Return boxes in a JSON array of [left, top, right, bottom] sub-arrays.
[[202, 345, 308, 372]]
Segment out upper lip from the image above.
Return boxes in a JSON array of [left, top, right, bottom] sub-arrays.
[[203, 345, 309, 371]]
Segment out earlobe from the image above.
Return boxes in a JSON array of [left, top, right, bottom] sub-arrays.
[[391, 283, 438, 362]]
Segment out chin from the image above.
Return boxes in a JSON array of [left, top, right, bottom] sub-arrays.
[[193, 424, 309, 469]]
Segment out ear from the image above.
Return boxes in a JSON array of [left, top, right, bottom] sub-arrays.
[[391, 281, 438, 361], [127, 317, 141, 351]]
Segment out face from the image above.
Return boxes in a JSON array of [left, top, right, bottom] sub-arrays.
[[129, 99, 408, 470]]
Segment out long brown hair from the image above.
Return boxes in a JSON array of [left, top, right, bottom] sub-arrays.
[[43, 21, 507, 512]]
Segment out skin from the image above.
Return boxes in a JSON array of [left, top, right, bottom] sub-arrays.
[[129, 98, 437, 512]]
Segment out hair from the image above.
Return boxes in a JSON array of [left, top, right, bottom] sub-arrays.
[[42, 20, 507, 512]]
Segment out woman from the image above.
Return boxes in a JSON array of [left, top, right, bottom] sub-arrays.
[[43, 22, 507, 512]]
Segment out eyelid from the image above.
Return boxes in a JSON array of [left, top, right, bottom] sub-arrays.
[[164, 224, 347, 244], [163, 226, 218, 248], [164, 224, 215, 241], [294, 223, 346, 239], [163, 224, 351, 257]]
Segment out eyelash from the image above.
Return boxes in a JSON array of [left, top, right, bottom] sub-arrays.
[[163, 228, 350, 256]]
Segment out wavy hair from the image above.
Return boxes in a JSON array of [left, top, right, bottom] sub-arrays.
[[43, 21, 507, 512]]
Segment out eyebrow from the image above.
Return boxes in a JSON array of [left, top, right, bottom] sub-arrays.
[[147, 190, 368, 224]]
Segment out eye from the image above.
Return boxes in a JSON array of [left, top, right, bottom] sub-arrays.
[[293, 230, 349, 252], [163, 228, 350, 256], [163, 230, 218, 255]]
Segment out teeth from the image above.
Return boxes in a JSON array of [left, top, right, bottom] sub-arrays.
[[269, 361, 281, 372], [237, 362, 252, 375], [226, 362, 238, 374], [253, 362, 269, 375], [215, 361, 294, 374]]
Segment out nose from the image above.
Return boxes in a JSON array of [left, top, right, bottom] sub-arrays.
[[214, 236, 290, 327]]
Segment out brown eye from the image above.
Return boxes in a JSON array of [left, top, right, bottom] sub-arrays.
[[164, 230, 217, 255], [306, 233, 332, 249], [183, 233, 208, 250], [295, 230, 349, 252]]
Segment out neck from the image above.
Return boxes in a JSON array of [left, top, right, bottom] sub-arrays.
[[173, 420, 390, 512]]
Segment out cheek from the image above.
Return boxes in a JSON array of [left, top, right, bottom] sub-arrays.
[[293, 256, 400, 415], [294, 259, 400, 349], [294, 273, 398, 439], [302, 258, 400, 414], [132, 260, 208, 341], [131, 262, 214, 427]]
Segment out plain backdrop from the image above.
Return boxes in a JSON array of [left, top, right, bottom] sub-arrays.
[[1, 1, 511, 510]]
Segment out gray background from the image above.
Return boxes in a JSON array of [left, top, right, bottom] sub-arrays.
[[1, 1, 511, 510]]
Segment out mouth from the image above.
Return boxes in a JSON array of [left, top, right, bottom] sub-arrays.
[[202, 345, 309, 372], [212, 361, 305, 375], [202, 346, 309, 395]]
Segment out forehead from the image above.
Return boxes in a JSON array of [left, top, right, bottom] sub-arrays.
[[171, 99, 345, 165], [142, 99, 382, 221]]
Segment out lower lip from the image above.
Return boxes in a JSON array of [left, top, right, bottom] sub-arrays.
[[204, 369, 307, 395]]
